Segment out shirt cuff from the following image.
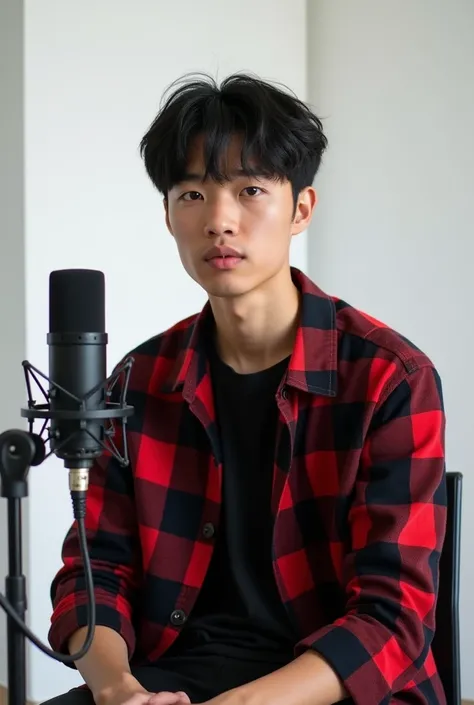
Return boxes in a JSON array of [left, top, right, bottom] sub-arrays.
[[48, 601, 136, 669], [296, 622, 392, 705]]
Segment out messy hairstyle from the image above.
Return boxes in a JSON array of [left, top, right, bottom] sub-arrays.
[[139, 72, 328, 207]]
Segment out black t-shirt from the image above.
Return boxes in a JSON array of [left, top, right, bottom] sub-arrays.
[[169, 338, 297, 665]]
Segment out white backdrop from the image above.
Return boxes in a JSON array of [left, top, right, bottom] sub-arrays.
[[307, 0, 474, 699]]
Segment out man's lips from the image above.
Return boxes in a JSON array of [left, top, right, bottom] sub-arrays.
[[203, 245, 244, 260], [206, 255, 244, 271]]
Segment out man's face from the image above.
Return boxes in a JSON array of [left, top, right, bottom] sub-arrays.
[[165, 135, 314, 299]]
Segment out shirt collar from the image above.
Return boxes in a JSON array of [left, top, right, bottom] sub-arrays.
[[164, 267, 338, 398]]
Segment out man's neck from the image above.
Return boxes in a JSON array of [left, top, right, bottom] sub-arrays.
[[208, 268, 300, 375]]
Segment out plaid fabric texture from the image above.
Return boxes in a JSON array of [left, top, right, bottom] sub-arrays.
[[49, 268, 447, 704]]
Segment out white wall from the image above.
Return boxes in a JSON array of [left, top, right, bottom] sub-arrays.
[[307, 0, 474, 699], [17, 1, 307, 701]]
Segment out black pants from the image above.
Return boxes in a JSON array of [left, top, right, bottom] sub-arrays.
[[41, 653, 285, 705]]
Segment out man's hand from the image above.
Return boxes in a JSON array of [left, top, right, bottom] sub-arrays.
[[96, 673, 190, 705], [148, 692, 191, 705]]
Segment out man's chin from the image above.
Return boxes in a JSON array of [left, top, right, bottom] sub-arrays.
[[196, 272, 251, 298], [192, 265, 269, 299], [204, 282, 250, 299]]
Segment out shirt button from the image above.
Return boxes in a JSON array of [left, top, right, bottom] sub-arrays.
[[202, 522, 215, 539], [281, 387, 289, 400], [170, 609, 187, 626]]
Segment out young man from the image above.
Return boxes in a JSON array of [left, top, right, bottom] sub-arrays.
[[46, 74, 447, 705]]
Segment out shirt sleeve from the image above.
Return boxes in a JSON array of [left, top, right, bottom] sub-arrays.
[[295, 363, 447, 704], [48, 432, 141, 667]]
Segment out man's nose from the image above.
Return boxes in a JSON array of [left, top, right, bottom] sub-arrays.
[[204, 197, 239, 238]]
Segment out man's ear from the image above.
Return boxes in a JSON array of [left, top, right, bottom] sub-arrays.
[[291, 187, 318, 236], [164, 197, 173, 236]]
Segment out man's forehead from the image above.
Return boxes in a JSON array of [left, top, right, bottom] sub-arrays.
[[180, 166, 264, 183], [174, 132, 273, 187]]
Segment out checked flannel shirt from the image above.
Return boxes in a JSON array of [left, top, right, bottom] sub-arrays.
[[49, 268, 447, 705]]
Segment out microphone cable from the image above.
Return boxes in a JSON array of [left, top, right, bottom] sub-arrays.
[[0, 505, 96, 663]]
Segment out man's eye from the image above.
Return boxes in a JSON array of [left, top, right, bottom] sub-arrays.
[[181, 191, 203, 201], [242, 187, 263, 196]]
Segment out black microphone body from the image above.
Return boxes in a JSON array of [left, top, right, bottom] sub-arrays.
[[48, 269, 107, 470]]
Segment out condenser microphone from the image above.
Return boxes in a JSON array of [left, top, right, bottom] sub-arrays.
[[21, 268, 134, 517], [48, 269, 107, 471]]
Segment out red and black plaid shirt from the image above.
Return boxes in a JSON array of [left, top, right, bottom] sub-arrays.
[[49, 268, 447, 705]]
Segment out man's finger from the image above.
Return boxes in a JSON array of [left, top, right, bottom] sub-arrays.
[[147, 692, 190, 705], [125, 694, 155, 705]]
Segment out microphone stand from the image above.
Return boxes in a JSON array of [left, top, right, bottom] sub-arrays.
[[0, 429, 39, 705]]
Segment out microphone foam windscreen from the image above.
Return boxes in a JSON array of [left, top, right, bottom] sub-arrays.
[[49, 269, 105, 333]]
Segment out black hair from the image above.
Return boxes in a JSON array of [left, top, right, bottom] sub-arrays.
[[139, 72, 328, 207]]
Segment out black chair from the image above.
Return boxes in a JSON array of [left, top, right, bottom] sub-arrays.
[[432, 471, 463, 705]]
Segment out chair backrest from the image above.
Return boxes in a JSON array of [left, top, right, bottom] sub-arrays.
[[431, 471, 463, 705]]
